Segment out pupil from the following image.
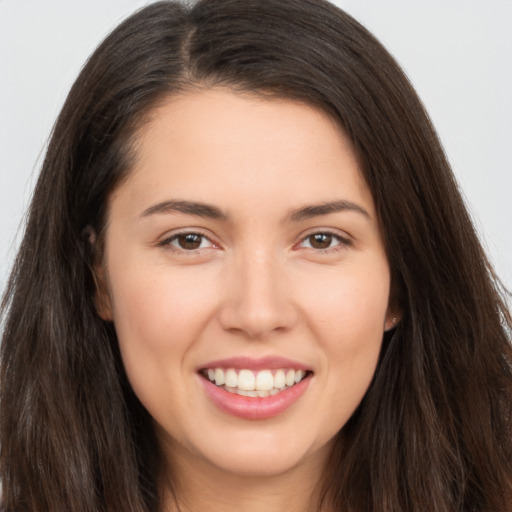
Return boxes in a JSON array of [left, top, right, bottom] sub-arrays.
[[179, 234, 202, 250], [310, 233, 332, 249]]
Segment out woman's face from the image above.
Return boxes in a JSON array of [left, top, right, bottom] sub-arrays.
[[99, 89, 396, 480]]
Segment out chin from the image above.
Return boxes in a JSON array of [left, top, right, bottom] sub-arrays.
[[207, 449, 309, 478], [191, 428, 333, 480]]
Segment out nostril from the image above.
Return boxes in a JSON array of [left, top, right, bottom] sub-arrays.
[[217, 301, 298, 339]]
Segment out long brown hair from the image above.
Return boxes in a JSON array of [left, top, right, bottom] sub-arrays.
[[1, 1, 511, 510]]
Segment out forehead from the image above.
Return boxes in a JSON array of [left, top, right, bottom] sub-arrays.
[[111, 88, 375, 219]]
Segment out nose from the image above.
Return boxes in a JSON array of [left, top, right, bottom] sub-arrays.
[[218, 251, 298, 339]]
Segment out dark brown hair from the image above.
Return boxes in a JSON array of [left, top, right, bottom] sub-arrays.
[[1, 1, 511, 511]]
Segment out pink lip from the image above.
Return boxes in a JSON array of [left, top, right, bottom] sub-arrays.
[[198, 372, 312, 420], [199, 356, 311, 371]]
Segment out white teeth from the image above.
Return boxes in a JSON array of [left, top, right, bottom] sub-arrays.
[[204, 367, 309, 394], [238, 369, 255, 391], [255, 370, 273, 391], [225, 368, 237, 388], [214, 368, 225, 386], [294, 370, 306, 384], [274, 369, 286, 389]]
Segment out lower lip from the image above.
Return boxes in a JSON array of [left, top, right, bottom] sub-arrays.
[[199, 374, 312, 420]]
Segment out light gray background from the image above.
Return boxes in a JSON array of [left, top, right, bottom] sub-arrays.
[[1, 0, 511, 295]]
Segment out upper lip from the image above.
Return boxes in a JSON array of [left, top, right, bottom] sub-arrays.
[[199, 356, 312, 372]]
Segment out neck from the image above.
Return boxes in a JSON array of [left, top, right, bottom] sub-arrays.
[[160, 443, 331, 512]]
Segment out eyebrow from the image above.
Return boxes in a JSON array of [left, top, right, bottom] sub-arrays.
[[287, 200, 371, 222], [140, 198, 371, 223], [141, 200, 228, 220]]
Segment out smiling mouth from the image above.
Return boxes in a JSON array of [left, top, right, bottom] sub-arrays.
[[200, 368, 312, 398]]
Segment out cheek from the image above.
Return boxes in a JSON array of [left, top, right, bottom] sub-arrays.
[[109, 263, 218, 349], [299, 258, 391, 338], [106, 264, 221, 424], [297, 260, 390, 418]]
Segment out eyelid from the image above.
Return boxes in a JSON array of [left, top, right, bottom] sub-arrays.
[[294, 228, 353, 252], [156, 227, 352, 254], [157, 228, 220, 252]]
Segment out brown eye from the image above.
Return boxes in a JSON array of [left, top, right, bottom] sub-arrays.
[[176, 233, 203, 250], [166, 233, 212, 251], [298, 231, 350, 252], [308, 233, 334, 249]]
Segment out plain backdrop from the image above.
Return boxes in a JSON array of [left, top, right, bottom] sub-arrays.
[[1, 0, 511, 296]]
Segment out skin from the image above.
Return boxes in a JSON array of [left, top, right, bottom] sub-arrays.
[[97, 88, 398, 512]]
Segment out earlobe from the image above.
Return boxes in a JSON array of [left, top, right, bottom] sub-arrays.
[[384, 307, 403, 331], [384, 279, 403, 331], [84, 225, 113, 321], [94, 266, 113, 321], [384, 315, 400, 331]]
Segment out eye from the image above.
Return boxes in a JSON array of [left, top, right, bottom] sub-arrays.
[[162, 232, 216, 251], [298, 232, 350, 251]]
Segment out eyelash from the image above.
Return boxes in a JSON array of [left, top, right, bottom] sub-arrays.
[[158, 231, 217, 253], [158, 230, 351, 254], [296, 231, 352, 253]]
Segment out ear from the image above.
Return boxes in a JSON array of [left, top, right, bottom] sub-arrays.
[[84, 226, 113, 321], [384, 277, 403, 331], [384, 296, 402, 331], [384, 311, 401, 331], [93, 263, 113, 321]]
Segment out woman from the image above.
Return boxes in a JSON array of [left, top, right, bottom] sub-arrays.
[[1, 0, 511, 510]]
